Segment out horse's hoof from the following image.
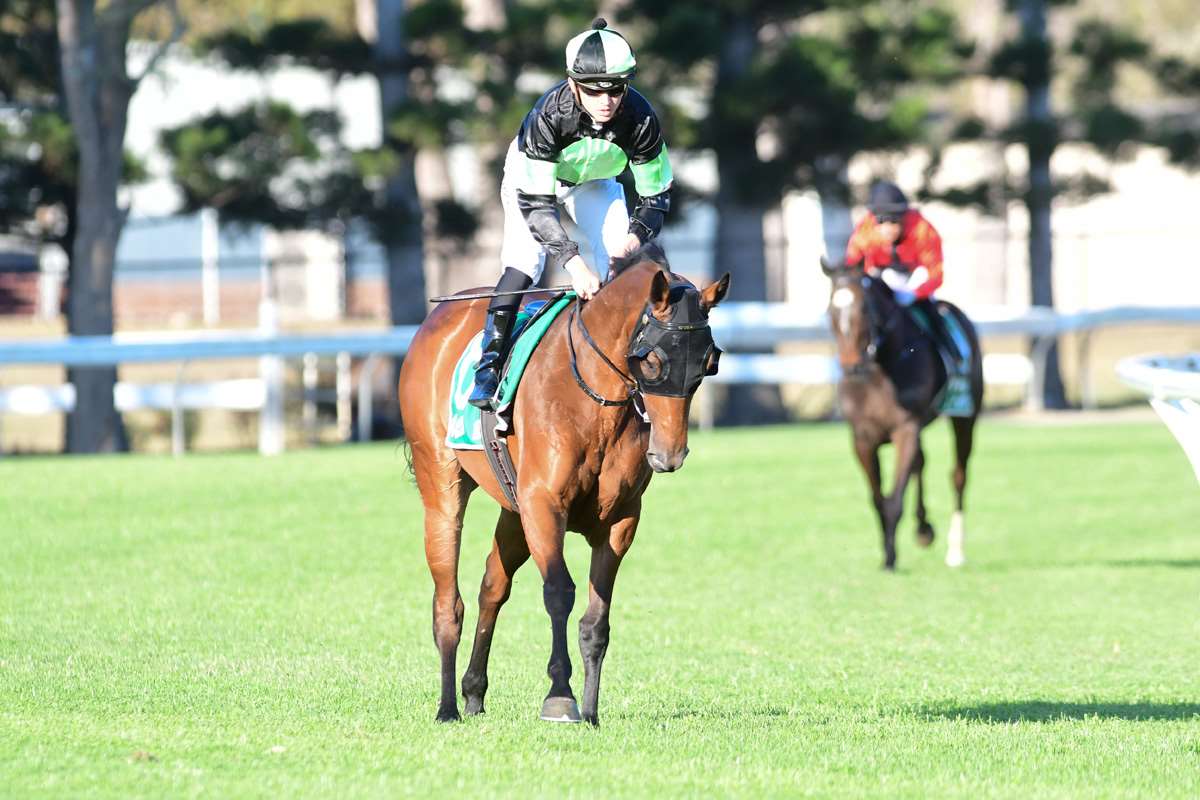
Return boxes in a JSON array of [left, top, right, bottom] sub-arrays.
[[582, 712, 599, 727], [464, 697, 485, 716], [540, 696, 582, 723], [945, 552, 966, 568], [916, 524, 935, 547], [436, 705, 461, 723], [881, 561, 897, 572]]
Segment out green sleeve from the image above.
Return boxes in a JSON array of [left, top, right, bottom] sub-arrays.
[[630, 145, 673, 197]]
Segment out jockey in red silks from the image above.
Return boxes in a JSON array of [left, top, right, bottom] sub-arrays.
[[844, 181, 970, 401], [845, 180, 944, 305]]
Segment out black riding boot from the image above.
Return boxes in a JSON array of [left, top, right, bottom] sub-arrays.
[[919, 300, 974, 416], [918, 300, 960, 366], [468, 307, 517, 409]]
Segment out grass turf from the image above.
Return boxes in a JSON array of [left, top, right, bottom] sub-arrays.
[[1, 419, 1198, 798]]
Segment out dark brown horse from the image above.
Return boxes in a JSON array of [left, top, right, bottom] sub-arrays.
[[822, 260, 983, 570], [398, 249, 729, 724]]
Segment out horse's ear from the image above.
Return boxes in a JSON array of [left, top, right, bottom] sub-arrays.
[[820, 256, 837, 276], [649, 269, 671, 315], [700, 272, 731, 312]]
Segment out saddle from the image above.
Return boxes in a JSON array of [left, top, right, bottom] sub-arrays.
[[445, 292, 576, 509], [906, 302, 975, 417]]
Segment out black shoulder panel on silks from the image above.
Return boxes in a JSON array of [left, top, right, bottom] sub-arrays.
[[622, 89, 665, 164], [513, 81, 672, 254], [516, 81, 574, 161]]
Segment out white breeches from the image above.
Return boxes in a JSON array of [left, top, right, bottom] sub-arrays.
[[499, 139, 630, 283]]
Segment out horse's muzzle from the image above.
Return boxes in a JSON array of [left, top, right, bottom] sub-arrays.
[[646, 446, 688, 473]]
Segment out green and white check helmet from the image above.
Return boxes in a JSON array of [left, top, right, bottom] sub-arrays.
[[565, 18, 637, 89]]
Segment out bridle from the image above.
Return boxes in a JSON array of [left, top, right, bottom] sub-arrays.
[[835, 274, 888, 379], [566, 284, 720, 415]]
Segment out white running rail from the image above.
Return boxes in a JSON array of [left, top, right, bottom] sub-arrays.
[[1116, 354, 1200, 485]]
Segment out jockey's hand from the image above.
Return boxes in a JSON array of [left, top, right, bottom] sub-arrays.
[[619, 232, 642, 258], [880, 268, 908, 292], [564, 255, 600, 300]]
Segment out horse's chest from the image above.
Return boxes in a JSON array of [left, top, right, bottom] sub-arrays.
[[592, 435, 651, 516], [840, 375, 906, 431]]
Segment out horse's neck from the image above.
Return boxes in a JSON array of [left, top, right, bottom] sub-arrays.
[[553, 279, 647, 434]]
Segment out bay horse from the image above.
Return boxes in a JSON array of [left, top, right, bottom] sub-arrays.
[[398, 248, 729, 724], [821, 259, 983, 570]]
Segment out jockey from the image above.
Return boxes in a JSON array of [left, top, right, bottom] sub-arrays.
[[844, 181, 964, 372], [468, 18, 674, 409]]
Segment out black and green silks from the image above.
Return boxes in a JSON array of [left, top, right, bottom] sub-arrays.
[[515, 81, 673, 270]]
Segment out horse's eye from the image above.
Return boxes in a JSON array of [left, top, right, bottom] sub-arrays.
[[638, 351, 664, 381]]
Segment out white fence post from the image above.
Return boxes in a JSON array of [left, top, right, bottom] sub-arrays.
[[201, 208, 221, 326], [302, 352, 319, 444], [171, 361, 189, 457], [258, 260, 285, 456], [336, 352, 352, 441], [357, 354, 382, 442]]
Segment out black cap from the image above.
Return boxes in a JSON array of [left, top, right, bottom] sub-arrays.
[[867, 181, 909, 216]]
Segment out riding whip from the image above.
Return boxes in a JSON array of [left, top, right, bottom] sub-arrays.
[[429, 286, 573, 303]]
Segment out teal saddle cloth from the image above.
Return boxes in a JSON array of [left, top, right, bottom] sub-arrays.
[[445, 294, 575, 450], [907, 302, 975, 418]]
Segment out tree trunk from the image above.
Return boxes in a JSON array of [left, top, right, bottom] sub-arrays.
[[56, 0, 138, 452], [373, 0, 427, 328], [369, 0, 426, 438], [712, 16, 787, 425], [1018, 0, 1067, 409], [814, 155, 853, 260]]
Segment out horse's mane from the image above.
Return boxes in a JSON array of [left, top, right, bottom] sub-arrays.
[[609, 241, 670, 278]]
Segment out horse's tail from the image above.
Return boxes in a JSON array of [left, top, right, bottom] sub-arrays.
[[399, 437, 416, 481]]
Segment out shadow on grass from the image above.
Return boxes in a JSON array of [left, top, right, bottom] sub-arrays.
[[927, 701, 1200, 722], [973, 558, 1200, 573]]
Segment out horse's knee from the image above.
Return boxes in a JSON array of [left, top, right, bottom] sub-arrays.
[[542, 579, 576, 618], [479, 572, 512, 607], [431, 592, 464, 646]]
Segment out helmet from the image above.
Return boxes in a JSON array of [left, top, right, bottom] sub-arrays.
[[565, 18, 637, 89], [867, 181, 909, 217]]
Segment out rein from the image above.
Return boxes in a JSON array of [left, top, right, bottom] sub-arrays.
[[567, 301, 640, 408]]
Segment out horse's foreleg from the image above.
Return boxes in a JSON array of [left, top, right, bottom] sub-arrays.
[[853, 434, 888, 565], [882, 422, 921, 570], [913, 443, 935, 547], [522, 500, 579, 722], [461, 509, 529, 715], [579, 505, 639, 726], [418, 462, 475, 723], [946, 415, 976, 567]]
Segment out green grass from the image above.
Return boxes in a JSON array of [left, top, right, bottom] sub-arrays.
[[2, 420, 1198, 798]]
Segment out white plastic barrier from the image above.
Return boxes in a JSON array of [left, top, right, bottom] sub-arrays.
[[1116, 354, 1200, 485]]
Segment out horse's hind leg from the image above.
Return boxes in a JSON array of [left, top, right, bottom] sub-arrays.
[[946, 415, 976, 567], [913, 443, 935, 547], [579, 503, 640, 726], [414, 454, 476, 722], [462, 509, 529, 716]]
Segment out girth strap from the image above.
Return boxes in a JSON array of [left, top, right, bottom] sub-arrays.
[[480, 408, 521, 511]]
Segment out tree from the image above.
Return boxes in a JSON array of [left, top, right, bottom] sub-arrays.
[[926, 0, 1200, 409], [624, 1, 971, 422], [0, 0, 75, 262], [55, 0, 183, 452]]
